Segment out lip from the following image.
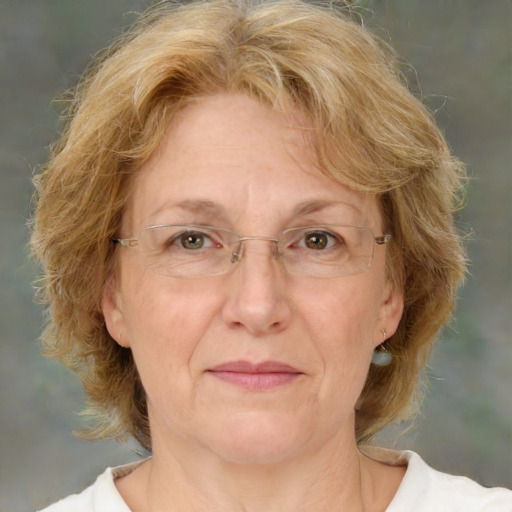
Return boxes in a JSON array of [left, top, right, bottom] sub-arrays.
[[207, 360, 303, 391], [209, 360, 301, 373]]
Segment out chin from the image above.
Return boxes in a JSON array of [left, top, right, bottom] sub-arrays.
[[205, 412, 314, 465]]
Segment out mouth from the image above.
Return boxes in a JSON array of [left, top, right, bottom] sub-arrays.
[[207, 360, 303, 391]]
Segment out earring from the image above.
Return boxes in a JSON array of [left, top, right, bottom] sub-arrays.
[[372, 330, 392, 366]]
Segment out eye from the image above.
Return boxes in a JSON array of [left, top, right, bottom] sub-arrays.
[[301, 231, 339, 250], [179, 231, 206, 250], [172, 230, 219, 250]]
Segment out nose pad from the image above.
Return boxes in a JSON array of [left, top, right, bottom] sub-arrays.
[[230, 248, 240, 265], [229, 237, 279, 266]]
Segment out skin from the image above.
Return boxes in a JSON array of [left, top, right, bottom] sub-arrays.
[[102, 93, 405, 512]]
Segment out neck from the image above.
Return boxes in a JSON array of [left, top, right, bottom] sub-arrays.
[[138, 427, 372, 512]]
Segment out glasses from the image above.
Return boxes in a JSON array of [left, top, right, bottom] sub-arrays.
[[112, 224, 391, 279]]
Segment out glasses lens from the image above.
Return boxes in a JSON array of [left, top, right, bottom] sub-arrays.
[[279, 226, 375, 277], [139, 225, 236, 277]]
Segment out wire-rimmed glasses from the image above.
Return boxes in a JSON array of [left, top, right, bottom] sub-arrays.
[[112, 224, 391, 279]]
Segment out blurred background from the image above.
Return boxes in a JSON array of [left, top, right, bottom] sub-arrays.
[[0, 0, 510, 509]]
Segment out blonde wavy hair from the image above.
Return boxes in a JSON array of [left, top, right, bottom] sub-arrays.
[[31, 0, 466, 451]]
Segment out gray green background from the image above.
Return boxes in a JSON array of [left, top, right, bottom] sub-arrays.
[[1, 1, 510, 510]]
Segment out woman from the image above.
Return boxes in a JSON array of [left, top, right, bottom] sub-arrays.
[[31, 0, 512, 510]]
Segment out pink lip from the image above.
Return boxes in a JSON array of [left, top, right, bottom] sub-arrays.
[[207, 360, 303, 391]]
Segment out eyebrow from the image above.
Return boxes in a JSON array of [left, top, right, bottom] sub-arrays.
[[148, 198, 364, 225], [148, 199, 227, 221], [291, 199, 363, 217]]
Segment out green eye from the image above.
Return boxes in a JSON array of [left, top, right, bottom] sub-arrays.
[[180, 232, 205, 250], [304, 232, 330, 250]]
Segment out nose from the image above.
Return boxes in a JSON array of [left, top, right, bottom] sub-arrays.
[[222, 239, 292, 336]]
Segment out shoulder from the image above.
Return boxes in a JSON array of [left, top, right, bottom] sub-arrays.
[[399, 451, 512, 512], [37, 460, 145, 512], [364, 447, 512, 512]]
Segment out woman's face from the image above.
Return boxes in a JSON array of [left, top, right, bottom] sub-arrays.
[[103, 93, 403, 464]]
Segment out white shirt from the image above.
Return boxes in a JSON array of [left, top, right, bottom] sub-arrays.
[[38, 448, 512, 512]]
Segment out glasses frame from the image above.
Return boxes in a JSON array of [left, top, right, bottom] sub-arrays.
[[112, 224, 391, 278]]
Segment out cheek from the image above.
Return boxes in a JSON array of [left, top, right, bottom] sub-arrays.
[[120, 274, 222, 375], [305, 278, 381, 346], [302, 279, 382, 395]]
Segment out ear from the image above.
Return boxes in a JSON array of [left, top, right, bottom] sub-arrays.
[[373, 278, 404, 348], [101, 276, 130, 348]]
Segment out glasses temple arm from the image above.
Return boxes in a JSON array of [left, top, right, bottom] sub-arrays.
[[112, 238, 139, 248], [375, 234, 392, 245]]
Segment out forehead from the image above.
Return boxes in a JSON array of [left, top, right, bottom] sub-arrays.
[[126, 93, 381, 232]]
